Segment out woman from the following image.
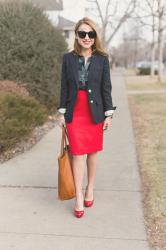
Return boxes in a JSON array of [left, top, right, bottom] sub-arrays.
[[57, 17, 116, 218]]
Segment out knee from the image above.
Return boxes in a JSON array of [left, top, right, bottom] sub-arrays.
[[87, 152, 98, 158], [72, 155, 84, 161]]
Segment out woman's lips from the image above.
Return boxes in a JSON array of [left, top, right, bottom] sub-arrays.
[[83, 41, 90, 44]]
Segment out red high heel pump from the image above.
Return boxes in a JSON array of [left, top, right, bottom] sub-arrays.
[[74, 209, 84, 218], [84, 199, 94, 207]]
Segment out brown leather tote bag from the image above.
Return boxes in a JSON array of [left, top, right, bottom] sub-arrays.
[[58, 125, 76, 200]]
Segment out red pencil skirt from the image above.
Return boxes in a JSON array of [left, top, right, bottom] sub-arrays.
[[66, 89, 104, 155]]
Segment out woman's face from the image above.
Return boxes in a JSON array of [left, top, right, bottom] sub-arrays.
[[76, 23, 95, 49]]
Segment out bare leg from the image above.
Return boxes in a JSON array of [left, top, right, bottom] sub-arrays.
[[85, 152, 98, 200], [72, 155, 85, 210]]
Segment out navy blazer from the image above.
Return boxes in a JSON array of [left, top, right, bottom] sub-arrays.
[[57, 51, 117, 124]]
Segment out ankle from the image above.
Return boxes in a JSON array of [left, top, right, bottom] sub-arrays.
[[76, 191, 83, 198], [74, 195, 84, 211], [86, 185, 94, 191]]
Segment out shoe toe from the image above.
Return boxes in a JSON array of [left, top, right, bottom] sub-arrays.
[[74, 209, 84, 218], [84, 200, 94, 207]]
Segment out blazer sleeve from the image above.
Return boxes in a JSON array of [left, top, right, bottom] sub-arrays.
[[101, 56, 117, 113], [57, 54, 68, 112]]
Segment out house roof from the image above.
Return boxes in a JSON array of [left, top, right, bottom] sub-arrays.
[[58, 16, 75, 30], [0, 0, 63, 11]]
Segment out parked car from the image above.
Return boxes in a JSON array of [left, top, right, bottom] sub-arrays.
[[136, 61, 151, 69], [136, 60, 165, 75]]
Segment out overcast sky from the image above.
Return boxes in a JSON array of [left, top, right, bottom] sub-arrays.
[[62, 0, 86, 21]]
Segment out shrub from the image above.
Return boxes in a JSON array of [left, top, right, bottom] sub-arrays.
[[138, 68, 158, 75], [0, 0, 68, 111], [0, 91, 48, 152]]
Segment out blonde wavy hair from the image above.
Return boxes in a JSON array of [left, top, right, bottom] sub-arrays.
[[72, 17, 108, 56]]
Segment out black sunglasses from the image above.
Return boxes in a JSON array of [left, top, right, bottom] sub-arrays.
[[77, 30, 96, 39]]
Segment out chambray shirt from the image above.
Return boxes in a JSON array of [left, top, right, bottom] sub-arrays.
[[78, 55, 92, 90]]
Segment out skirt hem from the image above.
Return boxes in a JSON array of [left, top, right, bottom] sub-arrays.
[[69, 147, 103, 155]]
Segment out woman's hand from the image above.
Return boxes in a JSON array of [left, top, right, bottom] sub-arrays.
[[57, 114, 66, 128], [103, 116, 112, 131]]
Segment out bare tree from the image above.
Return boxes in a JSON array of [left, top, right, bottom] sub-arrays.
[[135, 0, 166, 81], [86, 0, 136, 50], [114, 24, 149, 68], [134, 0, 158, 76], [156, 0, 166, 82]]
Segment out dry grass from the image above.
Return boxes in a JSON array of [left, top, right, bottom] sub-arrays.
[[125, 75, 166, 91], [126, 76, 166, 249], [0, 80, 29, 96]]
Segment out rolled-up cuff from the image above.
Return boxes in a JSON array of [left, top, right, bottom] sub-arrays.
[[58, 108, 66, 114], [105, 110, 114, 116]]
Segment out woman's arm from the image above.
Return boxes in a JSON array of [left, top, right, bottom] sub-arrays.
[[101, 56, 117, 118]]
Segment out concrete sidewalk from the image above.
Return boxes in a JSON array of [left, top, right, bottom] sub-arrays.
[[0, 70, 150, 250]]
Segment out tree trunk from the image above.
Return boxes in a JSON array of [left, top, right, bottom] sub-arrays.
[[150, 15, 155, 77], [157, 0, 164, 82]]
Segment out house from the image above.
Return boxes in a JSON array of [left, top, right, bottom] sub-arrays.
[[29, 0, 64, 26], [57, 16, 76, 50]]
